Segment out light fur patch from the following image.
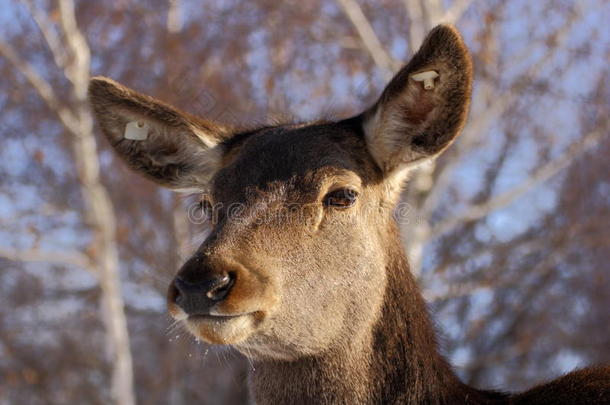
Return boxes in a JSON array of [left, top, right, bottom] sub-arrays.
[[363, 72, 441, 178]]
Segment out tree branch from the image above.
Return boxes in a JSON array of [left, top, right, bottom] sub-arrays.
[[336, 0, 399, 79], [421, 0, 444, 27], [0, 247, 94, 272], [21, 0, 67, 70], [167, 0, 183, 33], [57, 0, 91, 99], [440, 0, 476, 24], [0, 40, 79, 134], [430, 129, 607, 239], [402, 0, 426, 53]]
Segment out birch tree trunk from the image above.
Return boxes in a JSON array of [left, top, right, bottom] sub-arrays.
[[0, 1, 136, 404], [58, 2, 136, 403]]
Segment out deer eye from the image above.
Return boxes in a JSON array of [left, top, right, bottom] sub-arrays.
[[323, 189, 358, 208]]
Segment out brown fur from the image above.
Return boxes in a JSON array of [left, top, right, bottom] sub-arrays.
[[363, 25, 473, 175], [89, 25, 610, 404], [88, 76, 229, 190]]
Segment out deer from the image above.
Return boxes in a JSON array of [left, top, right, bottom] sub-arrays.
[[89, 25, 609, 405]]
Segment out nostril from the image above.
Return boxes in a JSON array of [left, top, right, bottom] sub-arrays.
[[171, 272, 236, 315], [168, 280, 182, 306], [207, 272, 235, 301]]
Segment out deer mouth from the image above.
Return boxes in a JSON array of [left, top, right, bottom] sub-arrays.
[[188, 313, 247, 321], [183, 312, 261, 345]]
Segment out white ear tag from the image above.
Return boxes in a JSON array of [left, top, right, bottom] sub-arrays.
[[411, 71, 439, 90], [124, 121, 149, 140]]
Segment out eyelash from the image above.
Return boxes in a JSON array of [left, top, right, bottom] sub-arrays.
[[323, 189, 359, 208]]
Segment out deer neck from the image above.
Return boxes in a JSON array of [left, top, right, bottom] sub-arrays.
[[248, 224, 502, 404]]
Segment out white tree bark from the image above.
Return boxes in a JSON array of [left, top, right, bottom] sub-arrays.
[[1, 1, 136, 404], [57, 1, 136, 403], [336, 0, 400, 79]]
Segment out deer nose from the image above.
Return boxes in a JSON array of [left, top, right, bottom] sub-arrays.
[[171, 272, 235, 315]]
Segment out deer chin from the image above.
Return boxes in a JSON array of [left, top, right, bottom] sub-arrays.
[[234, 338, 304, 361], [183, 312, 263, 345]]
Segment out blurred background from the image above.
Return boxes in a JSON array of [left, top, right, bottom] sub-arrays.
[[0, 0, 608, 404]]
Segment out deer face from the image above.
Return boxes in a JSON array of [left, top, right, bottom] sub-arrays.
[[89, 25, 472, 359], [171, 122, 390, 357]]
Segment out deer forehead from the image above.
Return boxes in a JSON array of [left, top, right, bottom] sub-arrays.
[[211, 123, 373, 202]]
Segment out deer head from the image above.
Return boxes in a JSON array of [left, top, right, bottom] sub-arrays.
[[89, 25, 472, 360]]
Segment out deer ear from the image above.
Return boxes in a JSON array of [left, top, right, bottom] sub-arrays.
[[88, 77, 228, 191], [363, 25, 473, 174]]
